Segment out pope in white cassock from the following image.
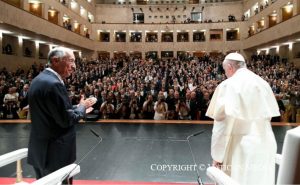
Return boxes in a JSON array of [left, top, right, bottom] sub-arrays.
[[206, 53, 280, 185]]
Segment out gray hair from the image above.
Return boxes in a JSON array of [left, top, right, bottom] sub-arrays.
[[47, 47, 73, 65]]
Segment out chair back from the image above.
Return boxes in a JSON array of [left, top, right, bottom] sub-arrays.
[[277, 126, 300, 184]]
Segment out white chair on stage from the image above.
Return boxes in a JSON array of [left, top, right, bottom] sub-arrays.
[[206, 126, 300, 185], [0, 148, 80, 185]]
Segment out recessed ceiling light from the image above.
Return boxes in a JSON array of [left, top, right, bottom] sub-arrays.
[[19, 36, 31, 40], [0, 29, 13, 34], [35, 40, 46, 44], [282, 42, 293, 45]]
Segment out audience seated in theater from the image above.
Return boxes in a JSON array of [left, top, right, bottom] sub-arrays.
[[0, 54, 299, 122]]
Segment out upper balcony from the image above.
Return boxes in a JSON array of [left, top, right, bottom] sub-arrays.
[[243, 13, 300, 49], [95, 0, 242, 5], [0, 0, 94, 51], [243, 0, 300, 49]]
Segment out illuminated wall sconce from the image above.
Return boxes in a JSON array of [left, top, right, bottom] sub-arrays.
[[260, 20, 265, 26], [74, 22, 79, 29], [48, 9, 56, 17], [32, 2, 40, 10], [283, 3, 293, 13]]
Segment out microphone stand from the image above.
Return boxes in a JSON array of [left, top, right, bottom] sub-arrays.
[[186, 130, 205, 185], [60, 127, 102, 184]]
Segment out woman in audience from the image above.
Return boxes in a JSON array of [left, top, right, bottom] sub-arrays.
[[176, 97, 190, 120], [154, 94, 168, 120]]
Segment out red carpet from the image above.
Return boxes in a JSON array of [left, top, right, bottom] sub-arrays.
[[0, 178, 201, 185]]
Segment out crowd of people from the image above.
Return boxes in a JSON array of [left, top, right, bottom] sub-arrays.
[[0, 53, 299, 122]]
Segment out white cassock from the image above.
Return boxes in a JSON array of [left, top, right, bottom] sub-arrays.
[[206, 68, 280, 185]]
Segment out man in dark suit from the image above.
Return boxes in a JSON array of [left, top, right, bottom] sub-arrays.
[[27, 47, 95, 184], [19, 83, 29, 110]]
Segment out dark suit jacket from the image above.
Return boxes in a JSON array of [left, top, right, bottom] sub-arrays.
[[136, 95, 145, 110], [189, 99, 199, 120], [27, 69, 86, 172], [19, 90, 28, 109]]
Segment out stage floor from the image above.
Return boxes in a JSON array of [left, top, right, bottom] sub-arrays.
[[0, 122, 293, 184]]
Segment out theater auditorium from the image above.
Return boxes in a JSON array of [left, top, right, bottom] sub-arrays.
[[0, 0, 299, 184]]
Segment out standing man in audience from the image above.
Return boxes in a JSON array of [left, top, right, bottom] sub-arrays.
[[206, 53, 280, 185], [19, 84, 29, 110], [27, 47, 95, 184], [142, 94, 155, 119], [189, 91, 199, 120], [18, 84, 30, 119]]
